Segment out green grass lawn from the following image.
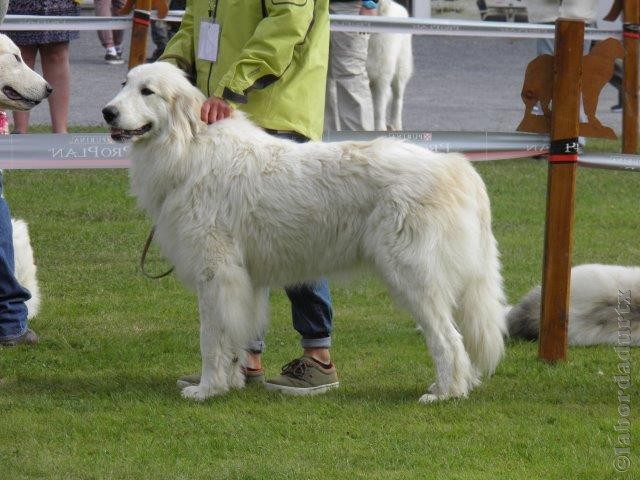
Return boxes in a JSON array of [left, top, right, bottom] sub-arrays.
[[0, 137, 637, 479]]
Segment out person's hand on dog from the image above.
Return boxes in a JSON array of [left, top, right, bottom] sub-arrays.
[[201, 96, 233, 124]]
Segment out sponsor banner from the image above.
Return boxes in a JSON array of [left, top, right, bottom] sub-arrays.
[[0, 134, 129, 170], [0, 13, 621, 40], [1, 133, 637, 172]]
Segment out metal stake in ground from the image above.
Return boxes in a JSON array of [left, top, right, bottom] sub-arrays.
[[538, 19, 584, 363]]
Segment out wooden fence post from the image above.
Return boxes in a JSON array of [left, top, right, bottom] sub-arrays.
[[127, 0, 153, 69], [538, 19, 584, 363], [623, 0, 640, 154]]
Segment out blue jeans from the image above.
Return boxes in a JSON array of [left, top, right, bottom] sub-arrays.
[[246, 131, 334, 353], [247, 280, 333, 353], [286, 280, 333, 349], [0, 172, 31, 340]]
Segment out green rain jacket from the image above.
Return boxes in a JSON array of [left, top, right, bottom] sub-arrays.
[[159, 0, 330, 140]]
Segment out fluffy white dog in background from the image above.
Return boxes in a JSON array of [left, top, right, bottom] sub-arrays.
[[103, 62, 505, 403], [366, 0, 413, 131], [507, 264, 640, 346]]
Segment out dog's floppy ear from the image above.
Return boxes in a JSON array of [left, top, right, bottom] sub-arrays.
[[170, 88, 205, 140]]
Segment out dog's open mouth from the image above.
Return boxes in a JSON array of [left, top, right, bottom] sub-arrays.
[[2, 86, 39, 106], [110, 123, 153, 142]]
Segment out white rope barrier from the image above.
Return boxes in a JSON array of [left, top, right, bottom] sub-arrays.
[[323, 130, 550, 158], [0, 15, 131, 31], [329, 15, 620, 40], [579, 153, 640, 172], [0, 13, 621, 40], [0, 132, 637, 172]]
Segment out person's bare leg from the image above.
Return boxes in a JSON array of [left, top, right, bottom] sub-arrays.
[[12, 45, 39, 134], [245, 352, 263, 370], [303, 347, 331, 364], [40, 42, 71, 134]]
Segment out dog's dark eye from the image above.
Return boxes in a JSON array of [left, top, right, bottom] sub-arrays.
[[13, 54, 21, 63], [141, 87, 154, 96]]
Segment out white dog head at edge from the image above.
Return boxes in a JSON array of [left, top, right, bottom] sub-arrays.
[[0, 34, 51, 111]]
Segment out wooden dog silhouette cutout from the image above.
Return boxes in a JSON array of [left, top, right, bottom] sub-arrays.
[[517, 38, 625, 139], [118, 0, 168, 18]]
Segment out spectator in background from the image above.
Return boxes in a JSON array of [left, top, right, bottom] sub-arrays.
[[148, 0, 185, 63], [6, 0, 80, 133], [325, 0, 378, 132], [526, 0, 598, 55], [94, 0, 126, 64], [609, 60, 623, 112]]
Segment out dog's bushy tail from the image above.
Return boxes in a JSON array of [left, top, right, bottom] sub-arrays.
[[457, 193, 506, 376], [505, 287, 541, 341]]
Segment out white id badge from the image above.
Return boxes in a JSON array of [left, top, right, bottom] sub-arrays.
[[198, 21, 221, 62]]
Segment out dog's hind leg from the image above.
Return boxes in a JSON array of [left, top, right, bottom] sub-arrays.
[[370, 77, 392, 131], [388, 74, 406, 131], [410, 286, 478, 403], [375, 253, 477, 403], [181, 265, 256, 401]]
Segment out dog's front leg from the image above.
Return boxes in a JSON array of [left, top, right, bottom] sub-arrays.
[[181, 266, 255, 401]]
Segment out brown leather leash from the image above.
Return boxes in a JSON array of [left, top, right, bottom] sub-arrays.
[[140, 226, 174, 279]]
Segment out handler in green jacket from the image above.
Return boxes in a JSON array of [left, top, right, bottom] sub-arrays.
[[161, 0, 342, 395], [160, 0, 329, 140]]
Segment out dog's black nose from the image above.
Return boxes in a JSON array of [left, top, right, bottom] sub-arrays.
[[45, 84, 53, 97], [102, 106, 119, 124]]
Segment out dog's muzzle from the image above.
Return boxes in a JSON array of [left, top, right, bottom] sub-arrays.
[[102, 105, 153, 142]]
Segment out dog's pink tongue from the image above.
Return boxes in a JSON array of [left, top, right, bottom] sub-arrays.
[[110, 128, 127, 142]]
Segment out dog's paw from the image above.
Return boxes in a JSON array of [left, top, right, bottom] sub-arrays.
[[228, 369, 246, 390], [418, 393, 441, 404], [180, 384, 226, 401], [418, 388, 468, 404]]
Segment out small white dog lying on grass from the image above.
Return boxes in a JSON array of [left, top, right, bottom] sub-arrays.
[[507, 264, 640, 346], [103, 62, 506, 403]]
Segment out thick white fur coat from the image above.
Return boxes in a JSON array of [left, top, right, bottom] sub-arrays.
[[104, 62, 505, 403]]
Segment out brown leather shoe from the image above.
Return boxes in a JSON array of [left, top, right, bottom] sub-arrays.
[[0, 328, 38, 347]]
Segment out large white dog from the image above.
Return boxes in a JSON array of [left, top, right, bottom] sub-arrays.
[[366, 0, 413, 131], [103, 62, 506, 403]]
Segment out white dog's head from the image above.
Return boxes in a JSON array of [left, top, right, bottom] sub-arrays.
[[0, 34, 51, 111], [102, 62, 206, 143]]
